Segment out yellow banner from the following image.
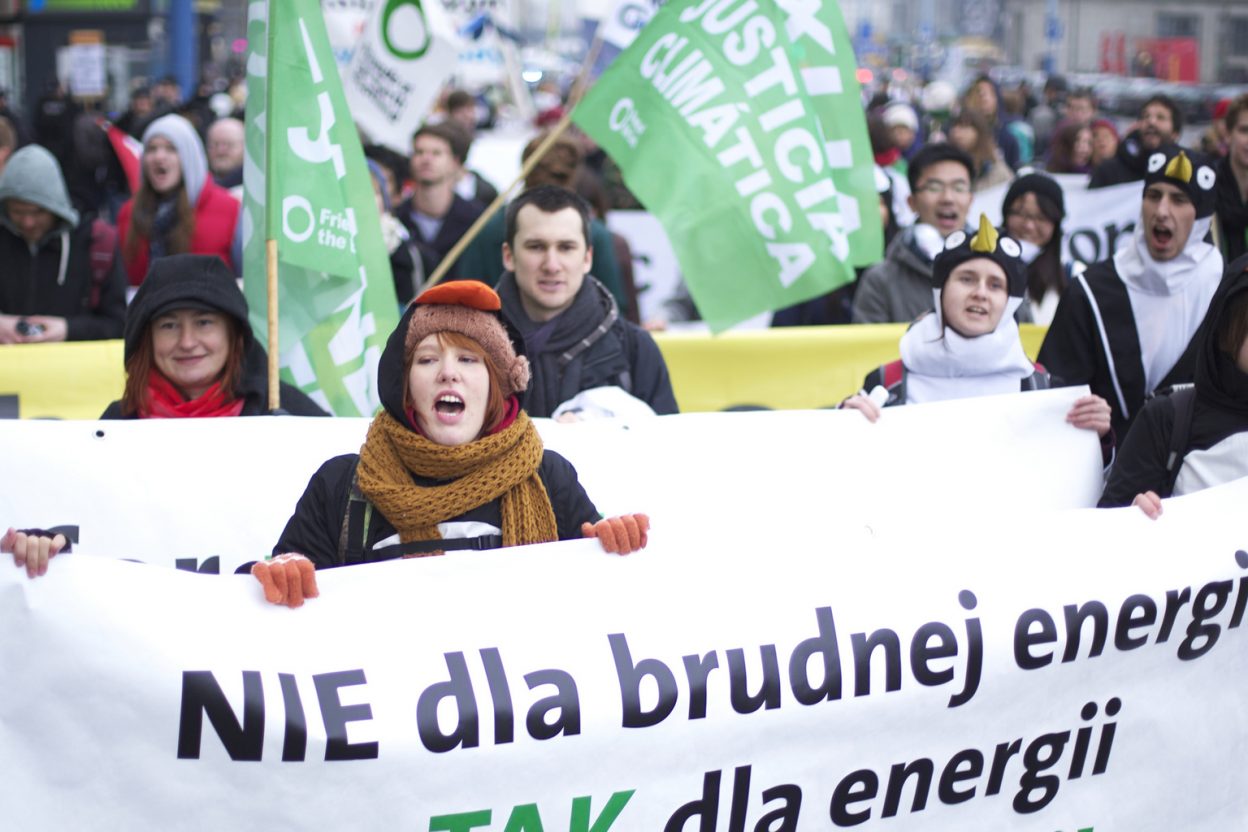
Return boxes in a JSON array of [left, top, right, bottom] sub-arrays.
[[653, 324, 1047, 411], [0, 326, 1047, 419]]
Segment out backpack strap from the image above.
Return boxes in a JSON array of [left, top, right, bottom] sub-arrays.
[[881, 359, 904, 389], [336, 463, 373, 566], [1163, 385, 1198, 496], [369, 534, 504, 560], [88, 218, 117, 309]]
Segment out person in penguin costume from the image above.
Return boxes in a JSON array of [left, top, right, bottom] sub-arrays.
[[842, 213, 1113, 451], [1039, 147, 1223, 440]]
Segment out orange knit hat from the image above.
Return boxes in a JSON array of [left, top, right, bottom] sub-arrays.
[[403, 281, 531, 397]]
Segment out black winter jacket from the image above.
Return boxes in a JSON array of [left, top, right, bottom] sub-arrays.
[[1099, 257, 1248, 505], [0, 220, 126, 341], [273, 450, 599, 568], [272, 300, 600, 565], [497, 273, 678, 418]]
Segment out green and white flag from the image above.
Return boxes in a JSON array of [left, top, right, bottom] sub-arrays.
[[574, 0, 882, 331], [242, 0, 399, 416]]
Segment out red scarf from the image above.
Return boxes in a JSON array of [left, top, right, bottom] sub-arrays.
[[141, 371, 245, 419]]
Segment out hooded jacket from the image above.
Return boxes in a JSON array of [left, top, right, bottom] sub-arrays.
[[496, 273, 678, 418], [116, 114, 240, 285], [0, 145, 126, 341], [99, 254, 326, 418], [271, 300, 599, 567], [1215, 155, 1248, 264], [852, 227, 942, 324], [1099, 255, 1248, 505]]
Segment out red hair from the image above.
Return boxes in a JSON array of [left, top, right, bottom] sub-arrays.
[[404, 330, 508, 435]]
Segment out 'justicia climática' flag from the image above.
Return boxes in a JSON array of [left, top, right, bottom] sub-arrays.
[[574, 0, 882, 331], [242, 0, 399, 416]]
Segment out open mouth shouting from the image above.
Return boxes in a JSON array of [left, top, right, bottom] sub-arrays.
[[934, 209, 962, 233], [434, 392, 466, 422], [1150, 223, 1174, 253]]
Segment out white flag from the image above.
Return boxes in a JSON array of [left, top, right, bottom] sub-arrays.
[[341, 0, 459, 153], [597, 0, 663, 49]]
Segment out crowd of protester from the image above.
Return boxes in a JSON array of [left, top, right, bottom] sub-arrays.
[[4, 69, 1248, 586]]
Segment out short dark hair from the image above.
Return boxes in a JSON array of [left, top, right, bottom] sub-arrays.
[[907, 143, 975, 192], [1140, 94, 1182, 135], [445, 89, 474, 113], [1226, 94, 1248, 132], [1068, 88, 1095, 106], [505, 185, 592, 251], [412, 121, 472, 165]]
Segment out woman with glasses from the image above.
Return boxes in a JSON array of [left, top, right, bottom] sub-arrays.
[[1002, 173, 1068, 325]]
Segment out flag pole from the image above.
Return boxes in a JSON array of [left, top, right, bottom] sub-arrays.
[[266, 239, 281, 410], [265, 0, 281, 412], [424, 112, 575, 287]]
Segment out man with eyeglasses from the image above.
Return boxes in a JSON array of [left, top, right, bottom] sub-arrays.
[[853, 144, 981, 324]]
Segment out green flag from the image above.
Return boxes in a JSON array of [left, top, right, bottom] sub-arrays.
[[573, 0, 882, 331], [242, 0, 399, 416]]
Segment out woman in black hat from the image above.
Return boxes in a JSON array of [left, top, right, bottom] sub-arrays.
[[101, 253, 327, 418], [1002, 172, 1068, 325]]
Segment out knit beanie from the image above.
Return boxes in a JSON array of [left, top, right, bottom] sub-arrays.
[[404, 281, 530, 397], [933, 213, 1028, 300], [124, 254, 250, 360], [1003, 172, 1065, 222], [1142, 146, 1217, 219], [142, 114, 209, 206]]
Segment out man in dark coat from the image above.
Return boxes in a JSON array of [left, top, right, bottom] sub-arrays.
[[1040, 146, 1223, 439], [395, 122, 483, 282], [1089, 95, 1182, 189], [495, 185, 678, 419], [0, 145, 126, 343]]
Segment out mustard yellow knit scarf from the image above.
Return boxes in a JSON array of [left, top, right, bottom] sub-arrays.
[[357, 410, 557, 550]]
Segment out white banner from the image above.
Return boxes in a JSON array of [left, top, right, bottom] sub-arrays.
[[3, 471, 1247, 827], [972, 177, 1141, 267], [341, 0, 460, 152], [0, 390, 1102, 575]]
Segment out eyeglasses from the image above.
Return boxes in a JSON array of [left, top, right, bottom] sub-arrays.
[[915, 179, 971, 195], [1006, 210, 1055, 227]]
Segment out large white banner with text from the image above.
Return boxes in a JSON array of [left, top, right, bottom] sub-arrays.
[[0, 390, 1102, 574], [2, 475, 1246, 829]]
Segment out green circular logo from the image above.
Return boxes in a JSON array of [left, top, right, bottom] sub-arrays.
[[382, 0, 432, 60]]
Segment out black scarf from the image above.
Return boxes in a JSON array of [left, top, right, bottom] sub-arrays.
[[150, 197, 178, 261], [497, 274, 627, 418]]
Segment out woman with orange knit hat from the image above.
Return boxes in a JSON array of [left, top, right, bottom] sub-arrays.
[[253, 280, 649, 608]]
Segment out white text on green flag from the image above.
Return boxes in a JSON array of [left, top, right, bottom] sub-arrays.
[[574, 0, 882, 331], [242, 0, 399, 416]]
